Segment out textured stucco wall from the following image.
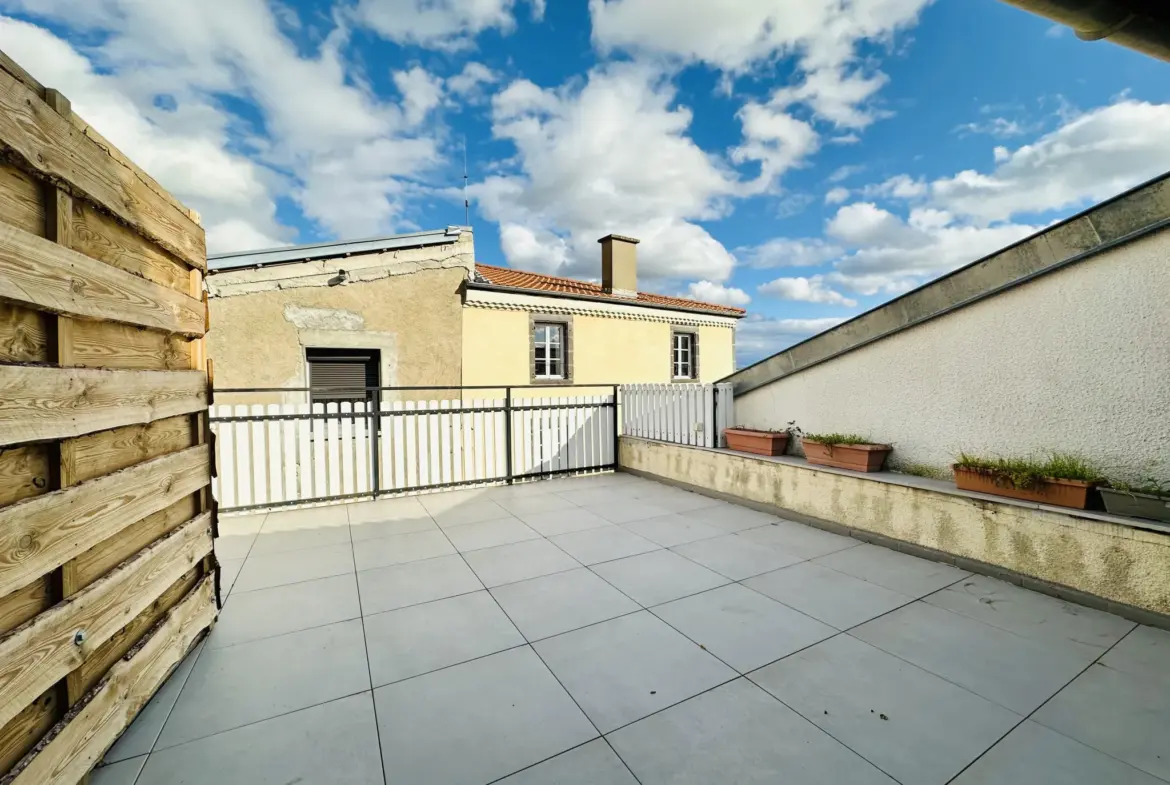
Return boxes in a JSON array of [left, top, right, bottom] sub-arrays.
[[736, 228, 1170, 485], [620, 437, 1170, 615], [462, 308, 736, 388]]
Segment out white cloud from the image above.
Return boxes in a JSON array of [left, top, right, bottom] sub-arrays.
[[736, 237, 842, 269], [473, 63, 744, 283], [931, 99, 1170, 223], [830, 133, 862, 145], [394, 66, 445, 125], [353, 0, 542, 50], [770, 67, 890, 129], [825, 186, 851, 204], [731, 102, 820, 194], [736, 314, 848, 364], [954, 117, 1028, 138], [758, 276, 857, 306], [447, 61, 498, 96], [685, 280, 750, 307], [828, 163, 866, 183], [859, 173, 926, 199], [1045, 23, 1066, 38], [1, 1, 448, 250]]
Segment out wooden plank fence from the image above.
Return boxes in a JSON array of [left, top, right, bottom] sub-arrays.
[[621, 383, 733, 448], [210, 394, 615, 511], [0, 50, 216, 783]]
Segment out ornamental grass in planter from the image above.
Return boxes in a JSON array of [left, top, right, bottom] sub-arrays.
[[952, 452, 1102, 509], [801, 433, 892, 472], [1099, 473, 1170, 524], [724, 427, 789, 456]]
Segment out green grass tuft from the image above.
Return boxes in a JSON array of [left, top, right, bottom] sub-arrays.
[[893, 462, 950, 481], [954, 452, 1103, 490], [802, 433, 872, 446]]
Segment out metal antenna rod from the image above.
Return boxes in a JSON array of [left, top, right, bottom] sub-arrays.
[[463, 136, 470, 227]]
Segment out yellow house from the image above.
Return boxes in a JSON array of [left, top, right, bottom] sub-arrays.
[[463, 235, 743, 388]]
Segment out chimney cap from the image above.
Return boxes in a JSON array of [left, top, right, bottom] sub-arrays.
[[598, 234, 640, 245]]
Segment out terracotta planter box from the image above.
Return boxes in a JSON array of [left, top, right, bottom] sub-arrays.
[[1099, 487, 1170, 524], [802, 440, 892, 472], [725, 428, 789, 456], [952, 466, 1097, 509]]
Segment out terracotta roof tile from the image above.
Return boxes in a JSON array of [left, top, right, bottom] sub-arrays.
[[473, 264, 746, 317]]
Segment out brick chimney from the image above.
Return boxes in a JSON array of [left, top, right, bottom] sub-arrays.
[[599, 234, 639, 298]]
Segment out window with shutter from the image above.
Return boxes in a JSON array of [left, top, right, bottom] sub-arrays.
[[306, 348, 379, 403]]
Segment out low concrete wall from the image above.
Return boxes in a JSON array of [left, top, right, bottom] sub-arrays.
[[619, 436, 1170, 620]]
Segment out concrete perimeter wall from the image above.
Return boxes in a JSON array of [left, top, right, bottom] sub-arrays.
[[620, 437, 1170, 619], [730, 176, 1170, 486]]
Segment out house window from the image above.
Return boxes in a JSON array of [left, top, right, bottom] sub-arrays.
[[672, 331, 697, 380], [306, 348, 379, 404], [533, 322, 565, 379]]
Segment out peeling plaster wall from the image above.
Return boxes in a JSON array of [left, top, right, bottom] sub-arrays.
[[620, 437, 1170, 616], [208, 238, 472, 403]]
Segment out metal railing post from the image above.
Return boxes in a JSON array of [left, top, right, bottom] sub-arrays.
[[369, 388, 381, 497], [612, 384, 619, 468], [504, 386, 514, 484]]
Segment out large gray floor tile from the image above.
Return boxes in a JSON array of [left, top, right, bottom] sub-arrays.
[[214, 534, 255, 561], [349, 515, 437, 542], [105, 643, 204, 763], [654, 584, 835, 672], [464, 538, 580, 588], [609, 679, 896, 785], [352, 529, 455, 570], [853, 602, 1100, 714], [364, 590, 525, 686], [813, 543, 969, 597], [555, 486, 642, 508], [582, 499, 674, 524], [591, 550, 729, 607], [672, 534, 802, 580], [498, 492, 579, 516], [232, 542, 354, 593], [679, 503, 780, 533], [262, 504, 349, 532], [497, 739, 638, 785], [157, 620, 370, 748], [417, 487, 494, 514], [1033, 660, 1170, 780], [951, 720, 1166, 785], [924, 574, 1134, 649], [753, 634, 1020, 785], [491, 568, 640, 641], [744, 562, 914, 630], [516, 507, 612, 537], [357, 554, 483, 615], [550, 526, 660, 565], [93, 757, 146, 785], [217, 558, 244, 598], [444, 516, 541, 552], [248, 524, 351, 557], [347, 495, 430, 527], [1101, 625, 1170, 682], [534, 611, 735, 733], [139, 693, 384, 785], [431, 499, 514, 527], [375, 646, 597, 785], [630, 489, 723, 513], [739, 520, 859, 559], [209, 574, 361, 648], [621, 514, 727, 547]]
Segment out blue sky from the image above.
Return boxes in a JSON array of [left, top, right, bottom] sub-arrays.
[[2, 0, 1168, 366]]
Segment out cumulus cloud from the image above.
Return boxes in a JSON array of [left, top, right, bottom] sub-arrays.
[[685, 281, 751, 307], [736, 314, 848, 364], [394, 66, 445, 125], [825, 186, 851, 204], [732, 102, 820, 195], [353, 0, 543, 50], [757, 276, 857, 306], [447, 61, 499, 97], [735, 237, 843, 269], [953, 116, 1028, 139]]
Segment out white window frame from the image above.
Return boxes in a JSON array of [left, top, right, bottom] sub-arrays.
[[533, 322, 566, 380], [672, 332, 695, 380]]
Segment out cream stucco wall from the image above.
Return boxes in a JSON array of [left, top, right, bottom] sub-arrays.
[[620, 437, 1170, 616], [736, 228, 1170, 486]]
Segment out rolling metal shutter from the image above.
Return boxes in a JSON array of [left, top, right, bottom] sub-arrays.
[[307, 352, 376, 401]]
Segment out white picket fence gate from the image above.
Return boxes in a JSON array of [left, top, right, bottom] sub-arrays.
[[211, 394, 615, 511], [621, 383, 733, 448]]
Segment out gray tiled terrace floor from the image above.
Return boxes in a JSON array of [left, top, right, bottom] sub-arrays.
[[95, 472, 1170, 785]]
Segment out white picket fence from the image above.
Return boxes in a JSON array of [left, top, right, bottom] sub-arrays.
[[211, 394, 614, 511], [621, 383, 733, 448]]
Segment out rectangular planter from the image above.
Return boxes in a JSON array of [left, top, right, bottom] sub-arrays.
[[725, 428, 789, 457], [802, 440, 892, 472], [1099, 487, 1170, 524], [953, 466, 1096, 509]]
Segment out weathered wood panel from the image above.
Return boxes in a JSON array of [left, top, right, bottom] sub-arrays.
[[0, 515, 211, 730], [71, 322, 192, 371], [2, 577, 214, 785], [0, 446, 210, 598], [0, 163, 41, 236], [72, 203, 190, 294], [0, 366, 207, 446], [71, 496, 198, 593], [0, 304, 47, 364], [0, 224, 203, 336], [0, 68, 205, 270], [0, 445, 49, 508], [65, 416, 194, 485], [0, 580, 50, 639], [0, 690, 55, 775]]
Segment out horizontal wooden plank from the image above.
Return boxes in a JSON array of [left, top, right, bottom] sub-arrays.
[[0, 689, 55, 776], [73, 567, 200, 697], [0, 446, 210, 598], [71, 496, 198, 593], [0, 514, 211, 731], [0, 162, 42, 237], [4, 576, 214, 785], [0, 223, 204, 336], [71, 321, 192, 371], [0, 366, 207, 446], [0, 443, 49, 508], [0, 303, 48, 364], [66, 415, 195, 485], [0, 66, 205, 271], [72, 202, 190, 293], [0, 577, 51, 638]]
